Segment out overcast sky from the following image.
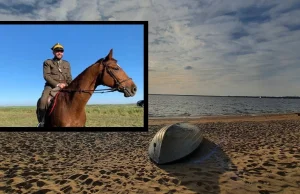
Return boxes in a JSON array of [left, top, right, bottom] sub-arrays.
[[1, 0, 300, 96]]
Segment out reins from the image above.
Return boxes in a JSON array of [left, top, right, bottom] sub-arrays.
[[49, 87, 117, 116], [59, 59, 131, 94], [61, 88, 117, 94]]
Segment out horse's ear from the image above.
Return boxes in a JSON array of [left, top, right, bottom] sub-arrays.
[[105, 49, 113, 60]]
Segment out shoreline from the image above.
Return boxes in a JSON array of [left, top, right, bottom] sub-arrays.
[[149, 113, 300, 125]]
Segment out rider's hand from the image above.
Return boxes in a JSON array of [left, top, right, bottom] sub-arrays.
[[58, 83, 67, 88]]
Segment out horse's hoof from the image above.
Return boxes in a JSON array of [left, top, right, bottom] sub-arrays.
[[37, 122, 44, 127]]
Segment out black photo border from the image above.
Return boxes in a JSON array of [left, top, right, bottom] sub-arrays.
[[0, 21, 148, 132]]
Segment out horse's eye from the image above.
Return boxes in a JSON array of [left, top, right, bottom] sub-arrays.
[[113, 67, 119, 70]]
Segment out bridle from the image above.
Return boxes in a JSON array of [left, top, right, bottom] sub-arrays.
[[60, 59, 132, 95], [103, 60, 132, 95]]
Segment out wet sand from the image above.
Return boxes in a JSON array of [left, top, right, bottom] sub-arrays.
[[149, 113, 300, 125], [0, 113, 299, 193]]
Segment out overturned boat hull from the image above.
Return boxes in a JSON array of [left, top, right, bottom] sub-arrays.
[[148, 123, 203, 164]]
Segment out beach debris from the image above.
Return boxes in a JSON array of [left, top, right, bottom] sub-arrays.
[[148, 123, 203, 164]]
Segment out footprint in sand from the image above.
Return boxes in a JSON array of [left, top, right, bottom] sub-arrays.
[[262, 161, 275, 167], [279, 162, 297, 169], [90, 189, 100, 193], [79, 174, 89, 180], [111, 169, 119, 173], [157, 177, 170, 184], [134, 177, 151, 183], [147, 174, 156, 179], [258, 180, 270, 185], [113, 178, 122, 184], [84, 178, 93, 185], [68, 174, 82, 180], [92, 180, 103, 186], [60, 185, 72, 193], [6, 179, 13, 184], [276, 171, 286, 176], [39, 172, 53, 177], [253, 166, 267, 172], [5, 170, 18, 179], [27, 178, 39, 184], [16, 181, 33, 190], [32, 189, 52, 194], [101, 175, 110, 179], [36, 180, 46, 187], [153, 187, 161, 192], [116, 172, 130, 178], [246, 163, 258, 167], [55, 179, 68, 185]]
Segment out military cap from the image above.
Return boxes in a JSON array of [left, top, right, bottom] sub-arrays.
[[51, 43, 64, 51]]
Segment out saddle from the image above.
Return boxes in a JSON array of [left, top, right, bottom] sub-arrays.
[[36, 86, 61, 124], [45, 86, 62, 117], [48, 86, 61, 106]]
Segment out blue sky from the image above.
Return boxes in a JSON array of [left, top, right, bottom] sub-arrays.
[[1, 0, 300, 97], [0, 24, 144, 106]]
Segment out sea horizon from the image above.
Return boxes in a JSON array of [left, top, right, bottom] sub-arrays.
[[149, 94, 300, 99], [149, 94, 300, 117]]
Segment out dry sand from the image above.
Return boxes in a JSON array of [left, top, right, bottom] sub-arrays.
[[0, 114, 299, 193]]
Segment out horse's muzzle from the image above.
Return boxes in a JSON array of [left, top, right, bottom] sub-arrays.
[[123, 85, 137, 97]]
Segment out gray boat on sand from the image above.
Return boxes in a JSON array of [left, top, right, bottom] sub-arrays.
[[148, 123, 203, 164]]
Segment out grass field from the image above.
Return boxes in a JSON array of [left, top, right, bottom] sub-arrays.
[[0, 104, 144, 127]]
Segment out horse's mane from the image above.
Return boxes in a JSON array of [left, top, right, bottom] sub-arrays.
[[94, 58, 104, 64], [66, 58, 105, 89], [65, 56, 117, 91]]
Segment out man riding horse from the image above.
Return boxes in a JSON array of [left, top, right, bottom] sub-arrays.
[[37, 43, 73, 127]]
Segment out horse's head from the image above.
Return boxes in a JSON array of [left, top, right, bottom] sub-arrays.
[[96, 49, 137, 97]]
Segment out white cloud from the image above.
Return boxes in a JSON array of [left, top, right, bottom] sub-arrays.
[[1, 0, 300, 96]]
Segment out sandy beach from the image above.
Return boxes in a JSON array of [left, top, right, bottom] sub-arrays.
[[0, 113, 299, 193]]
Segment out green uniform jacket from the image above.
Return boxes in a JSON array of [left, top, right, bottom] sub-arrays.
[[43, 58, 72, 88]]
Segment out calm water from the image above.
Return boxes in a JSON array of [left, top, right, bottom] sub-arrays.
[[149, 95, 300, 117]]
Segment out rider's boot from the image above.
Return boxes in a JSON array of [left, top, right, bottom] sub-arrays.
[[37, 109, 46, 127]]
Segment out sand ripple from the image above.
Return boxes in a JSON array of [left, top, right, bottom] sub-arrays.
[[0, 119, 299, 193]]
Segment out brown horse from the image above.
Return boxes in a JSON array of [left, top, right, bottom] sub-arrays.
[[36, 49, 137, 127]]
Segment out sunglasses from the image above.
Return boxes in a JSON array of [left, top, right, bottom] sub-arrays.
[[55, 50, 64, 53]]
